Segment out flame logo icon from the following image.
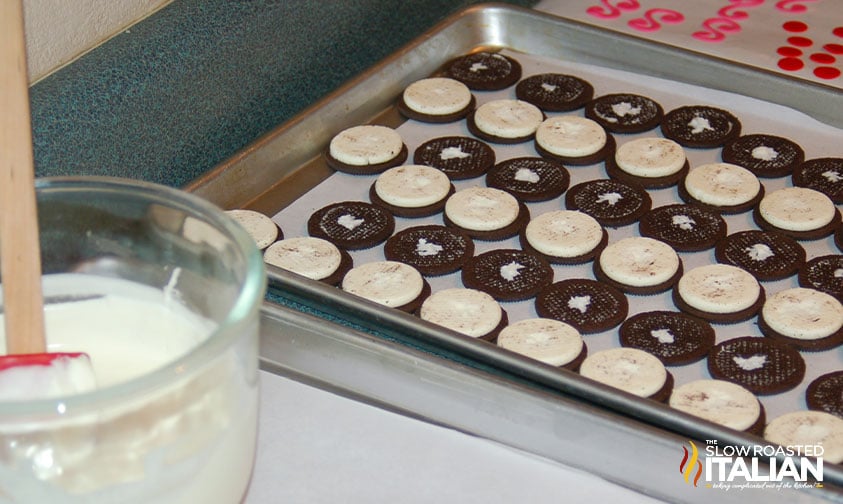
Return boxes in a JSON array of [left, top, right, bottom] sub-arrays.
[[679, 440, 703, 487]]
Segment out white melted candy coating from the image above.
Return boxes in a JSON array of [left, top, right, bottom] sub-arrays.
[[677, 264, 761, 314], [374, 165, 451, 208], [499, 261, 525, 281], [439, 146, 470, 160], [762, 287, 843, 340], [599, 237, 679, 288], [669, 379, 761, 432], [341, 261, 424, 308], [329, 125, 404, 165], [264, 237, 342, 280], [472, 99, 544, 139], [746, 243, 774, 261], [525, 210, 604, 258], [514, 168, 540, 183], [568, 295, 591, 314], [684, 162, 761, 207], [420, 288, 502, 338], [535, 116, 607, 157], [765, 411, 843, 464], [579, 348, 667, 398], [402, 77, 472, 115], [733, 354, 767, 371], [225, 209, 279, 250], [752, 145, 779, 161], [759, 187, 836, 232], [416, 238, 443, 257], [688, 115, 714, 134], [615, 137, 686, 178], [445, 187, 520, 232], [497, 318, 584, 367]]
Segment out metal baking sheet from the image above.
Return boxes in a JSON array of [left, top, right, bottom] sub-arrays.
[[188, 3, 843, 493]]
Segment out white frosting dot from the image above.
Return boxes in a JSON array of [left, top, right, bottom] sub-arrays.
[[733, 354, 767, 371], [337, 214, 364, 230]]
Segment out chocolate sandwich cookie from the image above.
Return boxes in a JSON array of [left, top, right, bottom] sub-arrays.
[[715, 230, 805, 282], [534, 115, 615, 166], [792, 157, 843, 204], [585, 93, 663, 134], [341, 261, 430, 313], [325, 125, 408, 175], [606, 137, 689, 188], [413, 136, 495, 180], [639, 204, 727, 252], [707, 336, 806, 395], [461, 249, 554, 302], [485, 157, 569, 202], [520, 210, 607, 265], [721, 133, 805, 178], [443, 186, 530, 241], [225, 209, 282, 250], [799, 255, 843, 302], [535, 278, 628, 334], [660, 105, 742, 148], [580, 347, 674, 402], [753, 186, 841, 241], [307, 201, 395, 250], [758, 287, 843, 352], [443, 51, 522, 91], [384, 225, 474, 277], [764, 411, 843, 464], [369, 165, 454, 218], [837, 227, 843, 252], [419, 287, 508, 342], [514, 73, 594, 112], [670, 379, 765, 435], [497, 318, 587, 370], [397, 77, 475, 123], [807, 371, 843, 418], [678, 162, 763, 214], [565, 178, 652, 228], [673, 264, 764, 324], [263, 237, 352, 286], [594, 237, 682, 295], [467, 99, 545, 144], [619, 311, 715, 366]]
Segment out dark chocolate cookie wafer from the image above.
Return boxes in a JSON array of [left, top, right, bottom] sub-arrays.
[[707, 336, 806, 395], [585, 93, 664, 133], [565, 178, 652, 228], [639, 204, 727, 252], [799, 255, 843, 302], [515, 73, 594, 112], [793, 157, 843, 204], [444, 51, 522, 91], [715, 230, 805, 281], [485, 157, 569, 202], [807, 371, 843, 417], [535, 278, 628, 334], [307, 201, 395, 250], [661, 105, 742, 148], [620, 311, 715, 366], [413, 136, 495, 180], [384, 225, 474, 277], [461, 249, 554, 302], [721, 134, 805, 178]]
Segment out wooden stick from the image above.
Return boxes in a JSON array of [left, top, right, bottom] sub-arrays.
[[0, 0, 47, 354]]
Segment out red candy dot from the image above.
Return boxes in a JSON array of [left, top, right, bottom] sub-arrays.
[[788, 36, 814, 47], [783, 21, 808, 33], [778, 57, 804, 71], [825, 43, 843, 55], [814, 67, 841, 79], [811, 53, 836, 64], [778, 46, 803, 57], [834, 27, 843, 38]]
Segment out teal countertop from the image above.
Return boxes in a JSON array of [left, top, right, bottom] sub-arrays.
[[30, 0, 536, 188]]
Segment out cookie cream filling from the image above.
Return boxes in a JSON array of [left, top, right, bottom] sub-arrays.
[[525, 210, 603, 258], [579, 347, 667, 398], [329, 125, 404, 165], [473, 99, 543, 138], [765, 411, 843, 464], [615, 137, 686, 178], [762, 287, 843, 340], [535, 116, 607, 157], [225, 209, 279, 250], [342, 261, 424, 307], [497, 318, 583, 366], [669, 379, 761, 432], [420, 288, 502, 338], [599, 237, 679, 287], [264, 237, 342, 280], [445, 187, 520, 231], [684, 162, 761, 207], [677, 264, 761, 314], [374, 165, 451, 208], [758, 187, 836, 232], [402, 77, 472, 115]]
